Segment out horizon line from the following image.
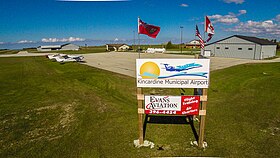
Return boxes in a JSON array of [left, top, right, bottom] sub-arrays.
[[56, 0, 131, 2]]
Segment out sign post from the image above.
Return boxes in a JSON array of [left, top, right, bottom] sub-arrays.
[[198, 88, 207, 148], [136, 58, 210, 148], [137, 87, 144, 144]]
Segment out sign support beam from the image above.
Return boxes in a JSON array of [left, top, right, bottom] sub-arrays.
[[198, 88, 207, 148], [137, 87, 144, 144]]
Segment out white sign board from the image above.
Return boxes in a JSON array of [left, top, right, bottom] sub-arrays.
[[136, 59, 210, 88]]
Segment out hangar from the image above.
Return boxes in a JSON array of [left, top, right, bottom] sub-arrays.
[[37, 43, 79, 51], [204, 35, 277, 60]]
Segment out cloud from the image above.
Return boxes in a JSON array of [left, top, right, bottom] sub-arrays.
[[0, 42, 4, 44], [209, 14, 239, 24], [208, 10, 246, 24], [223, 0, 244, 4], [17, 40, 34, 44], [180, 3, 188, 7], [238, 10, 246, 15], [275, 14, 280, 22], [227, 16, 280, 37], [41, 37, 85, 43]]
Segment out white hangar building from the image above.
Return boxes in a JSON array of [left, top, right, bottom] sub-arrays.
[[204, 35, 277, 60], [37, 43, 80, 52]]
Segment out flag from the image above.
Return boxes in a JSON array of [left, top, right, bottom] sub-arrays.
[[205, 16, 214, 42], [196, 25, 204, 49], [138, 18, 160, 38]]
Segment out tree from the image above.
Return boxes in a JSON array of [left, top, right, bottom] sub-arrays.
[[166, 41, 174, 49]]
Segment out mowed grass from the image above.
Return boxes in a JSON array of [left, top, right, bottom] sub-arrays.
[[0, 50, 19, 54], [25, 46, 107, 54], [0, 57, 279, 157]]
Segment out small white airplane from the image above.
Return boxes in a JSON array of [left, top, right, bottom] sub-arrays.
[[47, 54, 84, 63], [47, 54, 66, 60], [66, 55, 84, 62]]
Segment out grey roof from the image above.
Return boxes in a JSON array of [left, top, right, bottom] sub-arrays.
[[61, 43, 79, 47], [106, 44, 128, 47], [235, 35, 276, 45], [207, 35, 277, 46], [39, 45, 61, 49]]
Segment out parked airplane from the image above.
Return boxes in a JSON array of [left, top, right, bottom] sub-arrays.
[[47, 54, 84, 63], [163, 63, 202, 72], [47, 54, 66, 60]]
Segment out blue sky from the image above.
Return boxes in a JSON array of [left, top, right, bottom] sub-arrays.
[[0, 0, 279, 49]]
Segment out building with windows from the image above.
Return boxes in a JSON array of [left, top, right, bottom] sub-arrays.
[[185, 40, 201, 49], [106, 44, 130, 52], [204, 35, 277, 60]]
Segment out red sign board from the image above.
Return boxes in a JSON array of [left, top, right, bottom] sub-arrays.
[[144, 96, 200, 115]]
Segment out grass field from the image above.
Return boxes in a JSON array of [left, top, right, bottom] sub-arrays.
[[0, 49, 20, 54], [0, 57, 279, 157], [23, 46, 107, 54]]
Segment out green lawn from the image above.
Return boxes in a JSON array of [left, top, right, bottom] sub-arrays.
[[0, 57, 279, 157], [0, 49, 19, 54], [25, 46, 107, 54]]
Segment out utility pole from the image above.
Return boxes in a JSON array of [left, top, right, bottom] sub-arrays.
[[133, 30, 135, 51], [180, 26, 183, 53]]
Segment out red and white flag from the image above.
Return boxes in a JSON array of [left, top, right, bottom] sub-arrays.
[[138, 18, 160, 38], [196, 25, 204, 49], [205, 16, 214, 42]]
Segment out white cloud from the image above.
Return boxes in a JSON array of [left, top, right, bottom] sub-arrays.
[[227, 17, 280, 37], [208, 10, 246, 24], [114, 38, 119, 41], [17, 40, 34, 44], [238, 10, 246, 15], [41, 37, 85, 43], [0, 42, 4, 44], [275, 14, 280, 22], [180, 4, 188, 7], [211, 14, 239, 24], [223, 0, 244, 4]]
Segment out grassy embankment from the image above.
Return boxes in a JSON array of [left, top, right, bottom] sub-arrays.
[[0, 56, 279, 157]]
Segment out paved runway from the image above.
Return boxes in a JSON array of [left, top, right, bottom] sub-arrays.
[[81, 52, 278, 78], [2, 51, 279, 78]]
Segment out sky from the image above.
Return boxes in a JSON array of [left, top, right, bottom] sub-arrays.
[[0, 0, 279, 49]]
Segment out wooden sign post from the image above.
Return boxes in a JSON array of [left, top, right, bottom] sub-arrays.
[[136, 58, 210, 148], [198, 88, 207, 148], [137, 87, 144, 144]]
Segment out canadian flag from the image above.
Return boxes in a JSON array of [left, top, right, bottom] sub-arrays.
[[205, 16, 214, 42]]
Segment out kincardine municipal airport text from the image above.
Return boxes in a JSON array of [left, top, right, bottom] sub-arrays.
[[137, 79, 208, 88]]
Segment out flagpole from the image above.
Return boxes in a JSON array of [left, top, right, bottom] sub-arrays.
[[202, 16, 206, 56], [138, 33, 140, 59], [194, 24, 196, 54], [138, 16, 141, 59], [133, 30, 135, 52]]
